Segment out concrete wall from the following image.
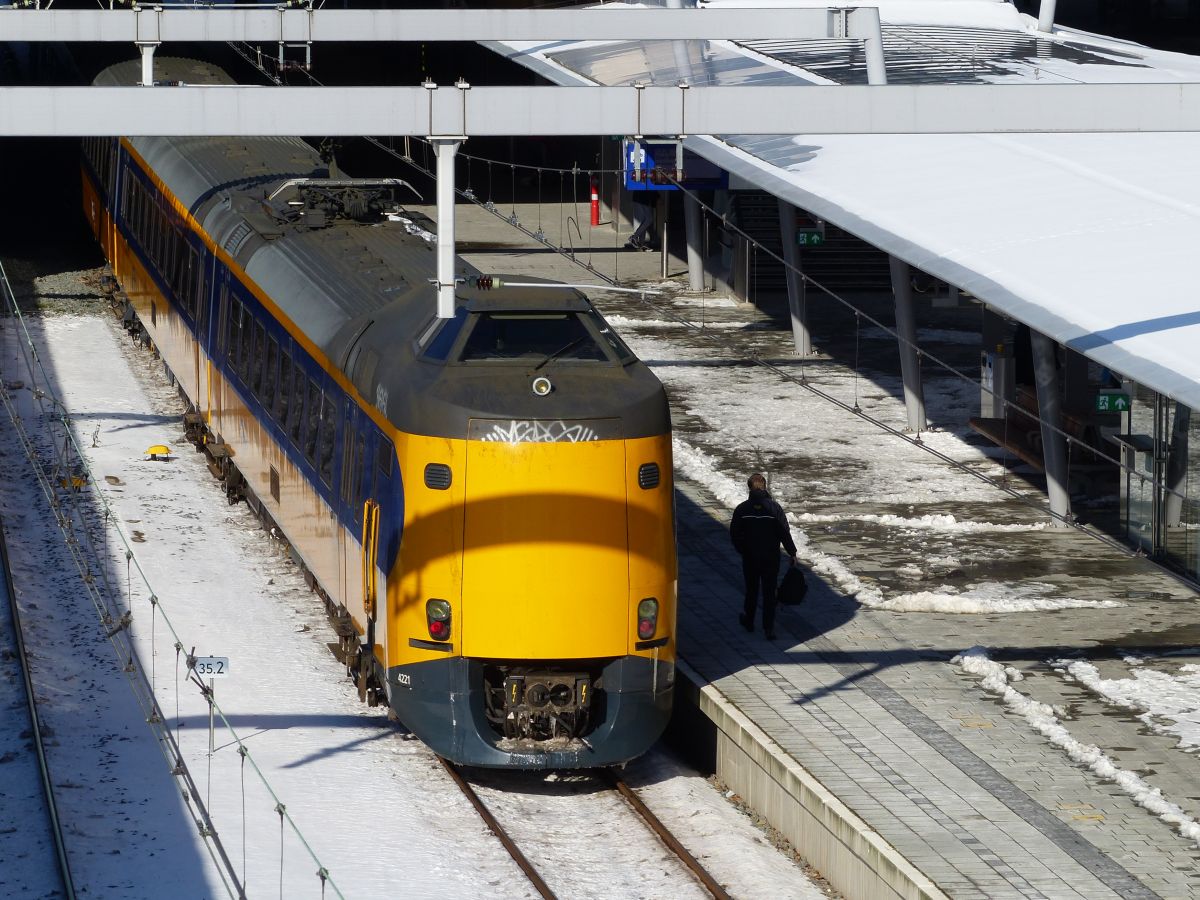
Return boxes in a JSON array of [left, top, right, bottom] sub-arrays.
[[673, 661, 948, 900]]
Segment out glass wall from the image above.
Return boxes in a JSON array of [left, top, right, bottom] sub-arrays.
[[1120, 386, 1200, 580]]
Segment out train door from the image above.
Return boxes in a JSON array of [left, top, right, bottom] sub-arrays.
[[362, 429, 384, 701]]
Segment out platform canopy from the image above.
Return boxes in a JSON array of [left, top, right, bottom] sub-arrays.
[[488, 0, 1200, 411]]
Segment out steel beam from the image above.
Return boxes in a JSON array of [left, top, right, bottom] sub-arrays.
[[5, 83, 1200, 136], [0, 7, 847, 43]]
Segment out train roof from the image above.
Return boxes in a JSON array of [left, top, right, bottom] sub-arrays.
[[94, 57, 669, 440]]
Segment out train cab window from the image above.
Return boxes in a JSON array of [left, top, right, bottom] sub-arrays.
[[419, 306, 468, 361], [318, 395, 335, 485], [582, 310, 635, 363], [458, 313, 608, 363]]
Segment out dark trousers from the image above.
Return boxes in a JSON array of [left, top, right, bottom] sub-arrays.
[[742, 556, 781, 631]]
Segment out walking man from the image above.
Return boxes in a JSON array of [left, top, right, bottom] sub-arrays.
[[730, 473, 798, 640]]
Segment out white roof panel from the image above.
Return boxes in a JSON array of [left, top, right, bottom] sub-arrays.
[[488, 0, 1200, 409]]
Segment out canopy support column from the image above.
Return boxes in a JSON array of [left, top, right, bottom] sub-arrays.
[[1032, 331, 1071, 525], [433, 137, 461, 319], [136, 42, 159, 87], [684, 195, 706, 292], [779, 200, 810, 356], [1038, 0, 1057, 33], [889, 257, 926, 432], [1165, 404, 1190, 526]]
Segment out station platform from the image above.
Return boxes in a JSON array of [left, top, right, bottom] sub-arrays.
[[433, 192, 1200, 899]]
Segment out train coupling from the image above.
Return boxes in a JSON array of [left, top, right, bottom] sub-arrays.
[[494, 669, 593, 742]]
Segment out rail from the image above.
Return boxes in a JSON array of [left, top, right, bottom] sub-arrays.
[[0, 514, 77, 899], [440, 758, 730, 900]]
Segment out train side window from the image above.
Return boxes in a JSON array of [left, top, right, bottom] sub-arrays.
[[353, 432, 366, 504], [194, 251, 206, 331], [277, 349, 291, 424], [223, 293, 236, 361], [288, 361, 304, 445], [264, 336, 279, 417], [238, 305, 252, 381], [339, 427, 353, 503], [251, 321, 265, 396], [319, 395, 335, 486], [132, 183, 142, 242], [150, 204, 160, 265], [120, 169, 131, 221], [304, 379, 321, 464], [104, 141, 114, 193]]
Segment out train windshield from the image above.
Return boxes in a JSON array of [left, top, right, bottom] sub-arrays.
[[458, 313, 610, 363]]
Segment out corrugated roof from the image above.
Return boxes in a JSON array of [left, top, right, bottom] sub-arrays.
[[488, 0, 1200, 410]]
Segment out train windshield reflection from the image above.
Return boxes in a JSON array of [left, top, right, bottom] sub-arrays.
[[459, 313, 609, 363]]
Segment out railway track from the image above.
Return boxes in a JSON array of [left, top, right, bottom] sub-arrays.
[[0, 516, 76, 900], [439, 757, 732, 900]]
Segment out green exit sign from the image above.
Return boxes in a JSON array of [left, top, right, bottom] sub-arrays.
[[797, 230, 825, 247], [1096, 391, 1130, 413]]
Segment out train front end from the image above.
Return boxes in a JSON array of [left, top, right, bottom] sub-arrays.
[[386, 286, 676, 768]]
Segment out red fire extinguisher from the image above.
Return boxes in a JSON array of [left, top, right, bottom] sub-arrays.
[[590, 177, 600, 227]]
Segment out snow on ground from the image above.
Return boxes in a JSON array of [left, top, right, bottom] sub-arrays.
[[0, 402, 224, 894], [952, 647, 1200, 847], [1052, 656, 1200, 753], [878, 581, 1121, 614], [796, 512, 1046, 533], [0, 308, 832, 898]]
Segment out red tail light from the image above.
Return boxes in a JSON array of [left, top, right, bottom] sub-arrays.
[[426, 599, 452, 641], [636, 597, 658, 640]]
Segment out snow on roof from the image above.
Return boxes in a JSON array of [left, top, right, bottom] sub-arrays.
[[487, 1, 1200, 409]]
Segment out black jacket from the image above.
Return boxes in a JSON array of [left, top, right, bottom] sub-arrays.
[[730, 489, 797, 562]]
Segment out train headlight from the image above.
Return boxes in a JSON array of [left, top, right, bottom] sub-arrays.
[[531, 376, 553, 397], [426, 598, 452, 641], [636, 597, 659, 640]]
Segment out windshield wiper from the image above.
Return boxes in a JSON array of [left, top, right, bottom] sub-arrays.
[[533, 336, 588, 371]]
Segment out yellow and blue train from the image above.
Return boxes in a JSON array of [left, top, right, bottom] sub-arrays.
[[81, 58, 677, 767]]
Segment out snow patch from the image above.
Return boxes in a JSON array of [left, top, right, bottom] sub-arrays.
[[881, 582, 1121, 614], [953, 647, 1200, 847], [797, 512, 1047, 533], [1053, 657, 1200, 752]]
